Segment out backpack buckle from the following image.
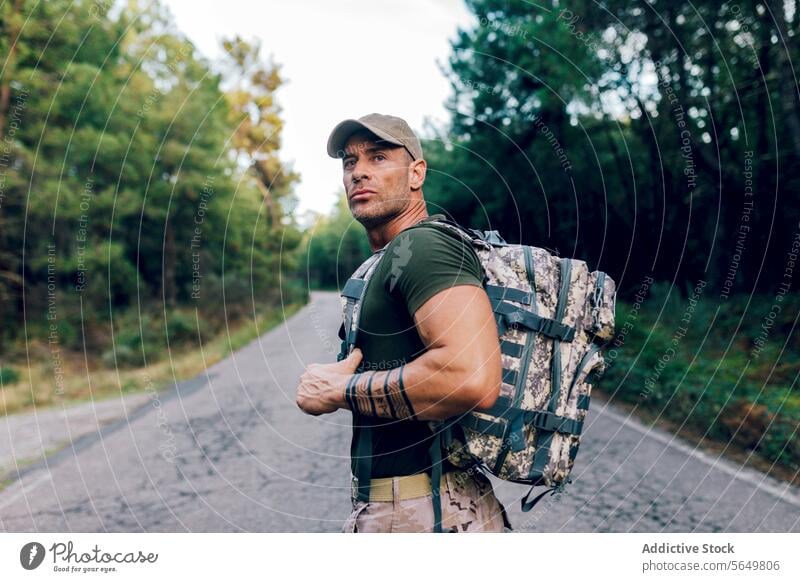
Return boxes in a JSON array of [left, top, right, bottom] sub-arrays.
[[591, 279, 604, 329]]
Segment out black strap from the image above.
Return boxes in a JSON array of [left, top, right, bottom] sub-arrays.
[[339, 251, 385, 360], [429, 432, 444, 533], [457, 414, 506, 438], [525, 410, 583, 435], [530, 258, 572, 480], [353, 420, 372, 502], [492, 244, 539, 473], [520, 484, 558, 512], [465, 403, 584, 436], [485, 284, 532, 305], [500, 340, 524, 358], [341, 278, 365, 299], [492, 299, 575, 341], [565, 343, 602, 404]]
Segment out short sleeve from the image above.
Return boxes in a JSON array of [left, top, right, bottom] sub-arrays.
[[382, 224, 484, 317]]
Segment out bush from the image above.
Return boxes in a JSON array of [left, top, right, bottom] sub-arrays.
[[0, 365, 20, 385], [101, 344, 145, 369], [166, 311, 198, 345], [600, 291, 800, 473]]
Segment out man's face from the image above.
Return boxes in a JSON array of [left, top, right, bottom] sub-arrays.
[[341, 131, 414, 227]]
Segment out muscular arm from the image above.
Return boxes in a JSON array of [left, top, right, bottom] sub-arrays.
[[297, 226, 502, 420], [343, 284, 502, 421]]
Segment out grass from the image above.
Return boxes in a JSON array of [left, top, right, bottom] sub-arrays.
[[598, 284, 800, 479], [0, 300, 306, 417]]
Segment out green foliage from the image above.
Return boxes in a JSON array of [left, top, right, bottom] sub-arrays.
[[425, 0, 798, 299], [602, 293, 800, 472], [102, 307, 216, 369], [422, 0, 800, 473], [0, 0, 306, 357], [301, 197, 372, 290], [0, 365, 20, 386]]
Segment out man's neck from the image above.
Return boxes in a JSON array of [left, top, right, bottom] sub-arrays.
[[366, 202, 429, 252]]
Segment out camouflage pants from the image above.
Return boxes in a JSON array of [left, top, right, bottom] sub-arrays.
[[342, 469, 512, 533]]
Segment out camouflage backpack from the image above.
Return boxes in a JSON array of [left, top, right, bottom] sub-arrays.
[[336, 216, 616, 532]]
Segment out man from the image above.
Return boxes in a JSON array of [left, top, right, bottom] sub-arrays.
[[296, 113, 511, 533]]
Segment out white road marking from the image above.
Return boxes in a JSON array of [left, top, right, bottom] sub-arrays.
[[594, 402, 800, 508]]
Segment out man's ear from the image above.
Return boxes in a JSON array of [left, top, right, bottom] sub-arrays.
[[409, 158, 427, 191]]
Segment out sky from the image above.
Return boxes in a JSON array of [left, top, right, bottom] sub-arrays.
[[162, 0, 476, 224]]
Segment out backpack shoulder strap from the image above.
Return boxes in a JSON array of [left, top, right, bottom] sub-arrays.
[[337, 250, 385, 363]]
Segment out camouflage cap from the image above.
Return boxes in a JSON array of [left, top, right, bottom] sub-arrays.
[[327, 113, 423, 161]]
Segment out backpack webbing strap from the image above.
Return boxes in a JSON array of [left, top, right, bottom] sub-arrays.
[[565, 343, 602, 404], [337, 252, 384, 361], [569, 441, 580, 463], [348, 372, 373, 502], [425, 217, 490, 250], [339, 278, 365, 360], [352, 419, 372, 503], [491, 300, 576, 341], [428, 431, 445, 533], [526, 411, 583, 434], [491, 246, 538, 474], [341, 252, 386, 497], [590, 272, 607, 332], [485, 284, 532, 305], [342, 277, 366, 299], [458, 414, 506, 437], [502, 368, 518, 385], [529, 258, 572, 482], [520, 484, 558, 512], [501, 340, 524, 358], [460, 408, 584, 436]]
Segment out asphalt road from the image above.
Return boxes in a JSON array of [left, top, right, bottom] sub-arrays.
[[1, 291, 798, 532]]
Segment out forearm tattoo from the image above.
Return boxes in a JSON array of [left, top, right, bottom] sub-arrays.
[[345, 364, 416, 420]]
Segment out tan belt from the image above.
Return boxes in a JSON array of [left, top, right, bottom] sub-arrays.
[[352, 473, 447, 502]]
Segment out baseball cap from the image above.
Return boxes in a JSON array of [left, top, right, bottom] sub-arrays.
[[327, 113, 423, 161]]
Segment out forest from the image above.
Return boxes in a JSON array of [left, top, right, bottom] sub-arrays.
[[1, 0, 798, 475]]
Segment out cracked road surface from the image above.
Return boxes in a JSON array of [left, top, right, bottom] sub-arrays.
[[1, 291, 798, 532]]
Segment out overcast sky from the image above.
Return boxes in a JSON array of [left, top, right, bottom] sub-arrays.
[[162, 0, 476, 222]]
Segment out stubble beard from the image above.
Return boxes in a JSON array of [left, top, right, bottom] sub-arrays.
[[351, 190, 409, 229]]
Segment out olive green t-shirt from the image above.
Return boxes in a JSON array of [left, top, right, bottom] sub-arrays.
[[343, 214, 485, 478]]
